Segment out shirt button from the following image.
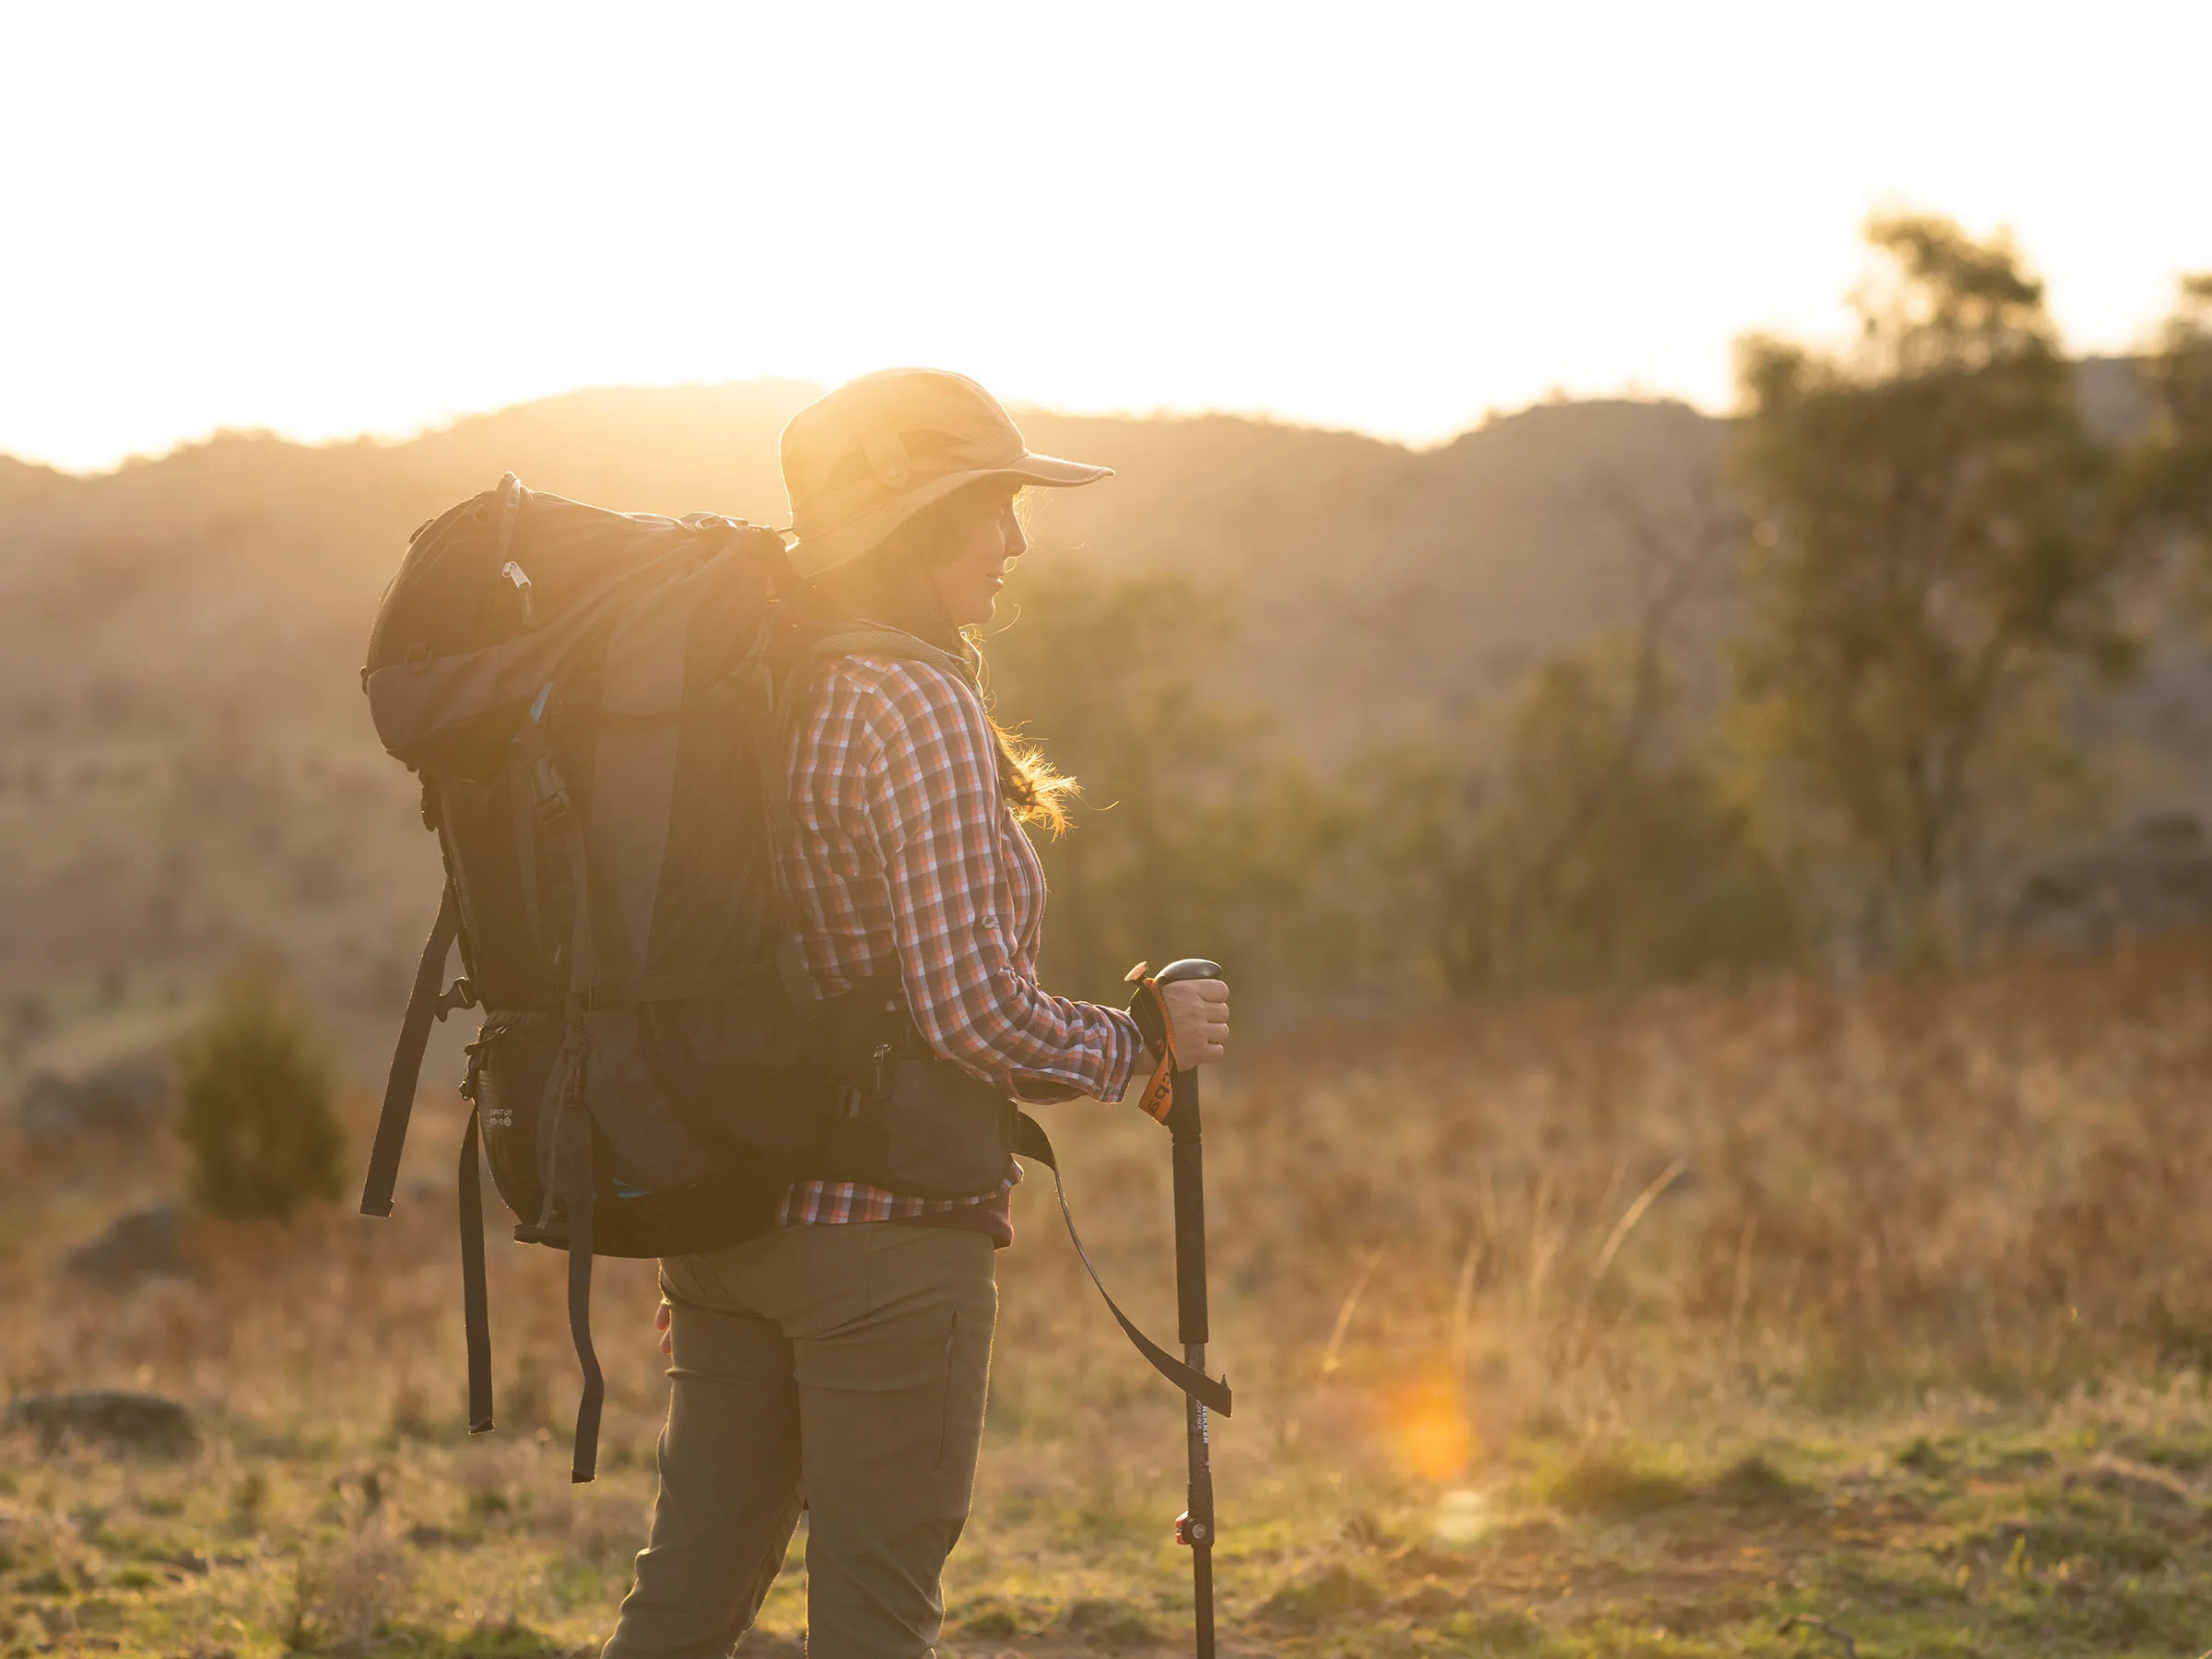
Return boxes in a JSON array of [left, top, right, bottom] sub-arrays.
[[981, 914, 998, 928]]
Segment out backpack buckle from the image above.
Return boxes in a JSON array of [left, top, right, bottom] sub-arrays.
[[528, 754, 571, 822], [830, 1084, 864, 1122]]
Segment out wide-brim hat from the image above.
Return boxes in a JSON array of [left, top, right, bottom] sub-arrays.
[[780, 368, 1112, 579]]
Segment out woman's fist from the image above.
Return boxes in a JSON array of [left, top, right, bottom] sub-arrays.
[[1150, 973, 1239, 1079], [1160, 976, 1230, 1070]]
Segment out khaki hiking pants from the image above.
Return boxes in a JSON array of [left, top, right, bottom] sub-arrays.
[[601, 1221, 997, 1659]]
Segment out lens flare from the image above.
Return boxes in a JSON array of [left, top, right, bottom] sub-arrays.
[[1386, 1371, 1476, 1483], [1435, 1488, 1489, 1546]]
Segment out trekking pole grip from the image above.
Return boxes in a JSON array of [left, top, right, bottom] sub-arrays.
[[1152, 958, 1220, 1347]]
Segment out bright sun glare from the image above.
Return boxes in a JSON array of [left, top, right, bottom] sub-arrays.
[[5, 1, 2210, 471]]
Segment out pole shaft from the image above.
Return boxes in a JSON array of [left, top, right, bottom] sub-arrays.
[[1171, 1064, 1217, 1657], [1192, 1527, 1215, 1659], [1184, 1353, 1216, 1659], [1171, 1138, 1209, 1343]]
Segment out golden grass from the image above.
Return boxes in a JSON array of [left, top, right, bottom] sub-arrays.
[[9, 935, 2212, 1653]]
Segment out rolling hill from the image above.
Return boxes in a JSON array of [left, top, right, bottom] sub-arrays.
[[0, 375, 2200, 1082]]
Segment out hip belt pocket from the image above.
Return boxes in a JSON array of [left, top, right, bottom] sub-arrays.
[[811, 1032, 1015, 1201], [466, 1010, 561, 1223]]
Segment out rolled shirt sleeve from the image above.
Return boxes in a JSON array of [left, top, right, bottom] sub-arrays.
[[844, 661, 1142, 1102]]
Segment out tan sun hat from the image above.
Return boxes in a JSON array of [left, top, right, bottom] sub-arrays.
[[780, 368, 1112, 579]]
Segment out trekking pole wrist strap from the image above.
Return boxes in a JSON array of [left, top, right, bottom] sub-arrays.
[[1013, 1111, 1231, 1417], [1124, 962, 1178, 1124]]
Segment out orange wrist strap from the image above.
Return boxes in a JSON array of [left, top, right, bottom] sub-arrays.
[[1127, 966, 1179, 1124]]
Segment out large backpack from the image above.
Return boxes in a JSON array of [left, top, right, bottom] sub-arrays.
[[357, 475, 1228, 1483], [357, 474, 948, 1478]]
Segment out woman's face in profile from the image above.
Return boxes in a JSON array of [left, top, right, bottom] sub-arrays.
[[928, 485, 1028, 628]]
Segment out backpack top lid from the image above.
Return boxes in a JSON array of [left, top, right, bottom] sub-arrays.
[[364, 474, 747, 677], [361, 474, 772, 779]]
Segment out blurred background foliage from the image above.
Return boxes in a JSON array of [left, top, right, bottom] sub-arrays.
[[994, 215, 2212, 1008], [8, 208, 2212, 1658], [1, 213, 2210, 1092]]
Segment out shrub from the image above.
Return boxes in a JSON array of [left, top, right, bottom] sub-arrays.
[[175, 966, 344, 1220]]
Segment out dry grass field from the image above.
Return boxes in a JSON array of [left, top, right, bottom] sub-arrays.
[[9, 937, 2212, 1656]]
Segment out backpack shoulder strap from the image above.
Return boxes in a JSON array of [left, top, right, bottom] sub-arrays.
[[800, 622, 974, 686], [746, 620, 975, 1012]]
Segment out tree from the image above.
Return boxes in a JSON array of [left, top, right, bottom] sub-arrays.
[[1728, 215, 2143, 965], [1372, 451, 1796, 997], [982, 562, 1239, 994], [982, 562, 1377, 1010], [1384, 634, 1796, 996], [176, 965, 345, 1221], [2136, 274, 2212, 613]]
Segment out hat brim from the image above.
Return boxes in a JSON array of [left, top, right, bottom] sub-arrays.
[[787, 451, 1112, 580], [1004, 450, 1112, 488]]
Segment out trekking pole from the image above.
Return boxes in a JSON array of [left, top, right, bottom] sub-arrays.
[[1151, 957, 1225, 1659]]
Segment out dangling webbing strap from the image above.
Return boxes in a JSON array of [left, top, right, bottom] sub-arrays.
[[1013, 1112, 1232, 1418], [360, 882, 501, 1443], [360, 885, 463, 1218], [458, 1112, 494, 1433], [561, 1113, 604, 1483]]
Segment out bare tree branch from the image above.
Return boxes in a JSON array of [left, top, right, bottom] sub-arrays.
[[1499, 458, 1744, 936]]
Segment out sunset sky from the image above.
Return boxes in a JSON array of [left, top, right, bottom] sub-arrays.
[[6, 0, 2209, 473]]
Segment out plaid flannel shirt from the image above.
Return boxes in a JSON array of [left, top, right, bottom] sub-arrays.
[[774, 650, 1144, 1227]]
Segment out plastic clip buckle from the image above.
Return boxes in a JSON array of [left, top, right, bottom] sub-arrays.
[[434, 978, 477, 1020], [530, 758, 571, 823]]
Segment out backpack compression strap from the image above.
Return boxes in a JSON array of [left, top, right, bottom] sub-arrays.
[[1012, 1112, 1232, 1418], [360, 884, 472, 1218], [359, 882, 503, 1442]]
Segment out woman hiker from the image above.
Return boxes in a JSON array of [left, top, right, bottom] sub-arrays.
[[600, 368, 1232, 1658]]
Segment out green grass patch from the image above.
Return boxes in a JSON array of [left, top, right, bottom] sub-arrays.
[[1540, 1451, 1696, 1519]]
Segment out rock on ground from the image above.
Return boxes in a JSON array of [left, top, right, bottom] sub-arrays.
[[16, 1060, 167, 1138], [63, 1203, 192, 1288]]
